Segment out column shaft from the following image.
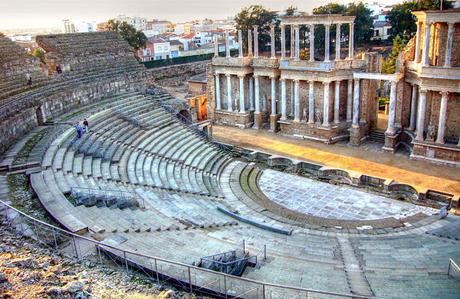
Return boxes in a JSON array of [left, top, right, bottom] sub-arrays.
[[253, 26, 259, 58], [414, 22, 421, 62], [323, 82, 330, 126], [324, 25, 330, 62], [225, 31, 230, 58], [352, 79, 360, 127], [290, 25, 295, 58], [281, 79, 287, 120], [214, 36, 219, 57], [346, 79, 353, 122], [238, 30, 243, 58], [295, 25, 300, 60], [386, 81, 397, 135], [445, 23, 454, 67], [249, 77, 254, 111], [334, 81, 340, 123], [436, 92, 448, 144], [254, 76, 260, 113], [416, 90, 427, 141], [308, 81, 315, 124], [290, 81, 294, 116], [271, 77, 277, 115], [294, 80, 300, 122], [215, 74, 221, 110], [409, 85, 417, 130], [281, 25, 286, 59], [422, 22, 431, 66], [270, 25, 276, 58], [309, 24, 315, 62], [348, 23, 354, 59], [335, 23, 341, 60], [226, 74, 232, 112], [239, 76, 245, 113], [248, 29, 253, 57]]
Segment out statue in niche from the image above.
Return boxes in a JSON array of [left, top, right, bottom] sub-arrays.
[[426, 122, 436, 141]]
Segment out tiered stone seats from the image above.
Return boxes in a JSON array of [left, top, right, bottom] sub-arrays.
[[0, 35, 48, 100]]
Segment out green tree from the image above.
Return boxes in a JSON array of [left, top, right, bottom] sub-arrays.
[[234, 5, 278, 52], [382, 35, 407, 74], [387, 0, 452, 40], [0, 32, 4, 37], [107, 20, 147, 50], [30, 48, 45, 64]]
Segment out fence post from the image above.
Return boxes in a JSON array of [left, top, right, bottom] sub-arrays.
[[264, 245, 267, 261], [188, 266, 193, 293], [72, 235, 79, 259], [224, 275, 228, 299], [154, 258, 160, 284], [96, 245, 103, 265], [123, 251, 129, 274], [262, 283, 266, 299], [52, 229, 58, 249], [243, 239, 246, 254]]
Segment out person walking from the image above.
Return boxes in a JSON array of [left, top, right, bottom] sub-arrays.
[[76, 123, 83, 139], [83, 119, 89, 134], [25, 73, 32, 86]]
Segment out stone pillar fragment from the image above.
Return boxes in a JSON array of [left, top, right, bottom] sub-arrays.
[[249, 77, 254, 111], [422, 22, 431, 66], [238, 30, 243, 58], [445, 23, 454, 67], [416, 89, 427, 141], [414, 22, 421, 62], [281, 25, 286, 59], [335, 23, 341, 60], [281, 79, 287, 120], [348, 22, 354, 59], [254, 75, 260, 113], [248, 29, 253, 57], [294, 25, 300, 60], [225, 31, 230, 58], [253, 26, 259, 58], [271, 77, 277, 115], [214, 36, 219, 57], [270, 25, 276, 58], [346, 79, 353, 122], [309, 24, 315, 62], [436, 92, 448, 144]]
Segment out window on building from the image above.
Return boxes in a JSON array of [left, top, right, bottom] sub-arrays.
[[375, 30, 379, 36]]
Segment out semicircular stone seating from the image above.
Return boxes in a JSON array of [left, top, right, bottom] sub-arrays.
[[9, 33, 457, 298]]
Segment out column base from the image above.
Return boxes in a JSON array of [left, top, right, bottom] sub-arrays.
[[269, 114, 280, 132], [348, 125, 366, 146], [253, 112, 263, 130]]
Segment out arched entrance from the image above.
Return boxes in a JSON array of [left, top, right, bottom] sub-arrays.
[[178, 109, 192, 123]]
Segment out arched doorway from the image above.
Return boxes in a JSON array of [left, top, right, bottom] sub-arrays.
[[178, 109, 192, 123]]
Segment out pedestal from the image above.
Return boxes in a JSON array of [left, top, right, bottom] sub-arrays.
[[269, 114, 280, 132], [253, 112, 263, 130]]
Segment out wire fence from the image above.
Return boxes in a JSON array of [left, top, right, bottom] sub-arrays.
[[0, 198, 373, 299]]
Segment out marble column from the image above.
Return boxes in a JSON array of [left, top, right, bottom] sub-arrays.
[[248, 29, 253, 57], [352, 79, 360, 128], [422, 22, 431, 66], [225, 31, 230, 58], [249, 77, 254, 111], [334, 80, 340, 124], [324, 25, 331, 62], [215, 74, 221, 110], [281, 24, 286, 59], [270, 24, 276, 58], [445, 23, 454, 67], [281, 79, 287, 120], [308, 80, 315, 124], [294, 79, 300, 122], [226, 74, 232, 112], [346, 79, 353, 122], [253, 26, 259, 58], [335, 23, 341, 60], [416, 89, 427, 141], [348, 22, 354, 59], [271, 77, 277, 115], [214, 36, 219, 57], [290, 81, 294, 117], [254, 75, 260, 113], [290, 25, 295, 58], [409, 85, 418, 131], [323, 81, 330, 127], [414, 22, 421, 62], [309, 24, 315, 62], [294, 25, 300, 60], [436, 92, 449, 144], [238, 30, 243, 58], [386, 81, 397, 135], [239, 76, 245, 113]]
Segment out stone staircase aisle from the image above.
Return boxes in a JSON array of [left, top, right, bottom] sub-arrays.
[[337, 237, 374, 298]]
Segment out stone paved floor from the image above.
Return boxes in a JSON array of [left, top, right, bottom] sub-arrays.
[[259, 169, 437, 221], [212, 125, 460, 194]]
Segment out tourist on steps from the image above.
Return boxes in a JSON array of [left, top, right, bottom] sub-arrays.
[[25, 73, 32, 86], [76, 123, 83, 139], [83, 119, 89, 134]]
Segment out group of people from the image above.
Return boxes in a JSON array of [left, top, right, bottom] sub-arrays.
[[75, 119, 89, 138]]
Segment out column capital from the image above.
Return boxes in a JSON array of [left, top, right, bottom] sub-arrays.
[[419, 88, 428, 94], [270, 24, 275, 29], [440, 91, 449, 97], [324, 24, 331, 28], [293, 79, 300, 83], [308, 79, 315, 84], [253, 25, 258, 30], [214, 72, 220, 76], [238, 74, 245, 79], [322, 80, 330, 85], [225, 73, 232, 78], [447, 22, 455, 27]]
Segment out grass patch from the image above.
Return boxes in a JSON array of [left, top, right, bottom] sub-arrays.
[[12, 130, 47, 165], [7, 173, 56, 225]]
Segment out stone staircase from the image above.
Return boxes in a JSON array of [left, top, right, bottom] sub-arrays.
[[367, 130, 385, 143]]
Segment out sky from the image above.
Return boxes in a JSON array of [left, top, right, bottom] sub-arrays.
[[0, 0, 401, 30]]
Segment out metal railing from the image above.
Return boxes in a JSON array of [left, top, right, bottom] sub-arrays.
[[448, 258, 460, 283], [0, 198, 371, 299]]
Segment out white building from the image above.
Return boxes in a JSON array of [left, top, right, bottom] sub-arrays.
[[62, 19, 76, 33], [115, 15, 147, 31], [76, 21, 97, 33]]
